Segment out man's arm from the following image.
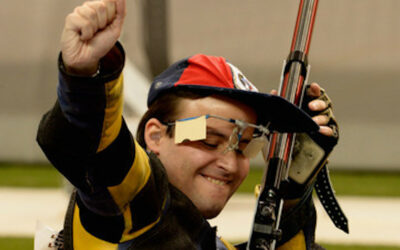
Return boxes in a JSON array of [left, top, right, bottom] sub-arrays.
[[38, 0, 128, 193], [37, 0, 167, 244]]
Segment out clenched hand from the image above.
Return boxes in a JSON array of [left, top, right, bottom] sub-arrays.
[[60, 0, 126, 75]]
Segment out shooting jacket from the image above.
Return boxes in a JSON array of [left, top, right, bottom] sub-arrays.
[[37, 42, 318, 250]]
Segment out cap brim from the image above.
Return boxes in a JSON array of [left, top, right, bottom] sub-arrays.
[[175, 85, 319, 133]]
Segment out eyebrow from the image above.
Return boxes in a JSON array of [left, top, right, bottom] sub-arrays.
[[206, 128, 229, 140]]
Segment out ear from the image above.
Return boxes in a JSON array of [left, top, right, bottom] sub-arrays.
[[144, 118, 166, 155]]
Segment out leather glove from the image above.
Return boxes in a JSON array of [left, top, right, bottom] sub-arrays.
[[289, 84, 339, 188]]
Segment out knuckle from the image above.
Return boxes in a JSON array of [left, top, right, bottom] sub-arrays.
[[319, 91, 333, 106], [65, 13, 74, 23], [98, 2, 107, 12], [97, 3, 108, 22], [73, 6, 83, 16], [80, 19, 94, 35], [88, 8, 97, 21], [330, 125, 339, 138], [82, 1, 92, 7], [318, 94, 329, 104], [80, 18, 90, 28], [321, 108, 333, 117]]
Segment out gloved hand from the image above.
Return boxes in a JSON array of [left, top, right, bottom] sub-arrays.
[[302, 82, 339, 141], [289, 82, 339, 186], [265, 83, 340, 246]]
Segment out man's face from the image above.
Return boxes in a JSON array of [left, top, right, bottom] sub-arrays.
[[156, 95, 257, 219]]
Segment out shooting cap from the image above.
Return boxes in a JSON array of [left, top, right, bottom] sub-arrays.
[[147, 54, 318, 133]]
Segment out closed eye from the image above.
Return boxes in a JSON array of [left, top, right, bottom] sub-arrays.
[[201, 140, 218, 149]]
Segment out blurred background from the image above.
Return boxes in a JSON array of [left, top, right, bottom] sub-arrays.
[[1, 0, 399, 249], [1, 0, 400, 170]]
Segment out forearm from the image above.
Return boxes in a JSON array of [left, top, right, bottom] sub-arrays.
[[57, 42, 125, 134], [37, 42, 126, 192]]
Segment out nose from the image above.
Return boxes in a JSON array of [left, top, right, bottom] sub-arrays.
[[216, 149, 239, 174]]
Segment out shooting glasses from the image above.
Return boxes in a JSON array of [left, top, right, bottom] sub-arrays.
[[163, 114, 271, 158]]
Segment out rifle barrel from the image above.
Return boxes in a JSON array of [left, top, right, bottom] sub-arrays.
[[246, 1, 319, 249]]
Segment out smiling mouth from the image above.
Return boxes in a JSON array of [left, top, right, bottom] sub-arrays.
[[203, 175, 228, 186]]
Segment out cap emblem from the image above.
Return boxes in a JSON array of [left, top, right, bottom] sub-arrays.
[[227, 63, 258, 92]]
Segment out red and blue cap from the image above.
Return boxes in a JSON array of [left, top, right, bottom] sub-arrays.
[[147, 54, 318, 133]]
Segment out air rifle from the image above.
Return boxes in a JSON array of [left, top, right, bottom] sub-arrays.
[[246, 0, 320, 249]]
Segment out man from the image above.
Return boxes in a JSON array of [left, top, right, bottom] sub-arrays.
[[37, 0, 338, 249]]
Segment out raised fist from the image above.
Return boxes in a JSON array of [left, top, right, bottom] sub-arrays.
[[60, 0, 126, 75]]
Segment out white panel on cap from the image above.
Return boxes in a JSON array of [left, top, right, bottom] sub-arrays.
[[227, 62, 258, 92]]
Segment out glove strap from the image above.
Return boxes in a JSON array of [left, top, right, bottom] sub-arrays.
[[315, 165, 349, 233]]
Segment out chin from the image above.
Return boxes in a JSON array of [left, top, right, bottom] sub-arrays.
[[202, 210, 220, 219], [200, 204, 224, 219]]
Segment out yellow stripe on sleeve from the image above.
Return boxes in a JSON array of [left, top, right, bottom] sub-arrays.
[[107, 141, 151, 211], [119, 204, 162, 242], [277, 230, 306, 250], [219, 237, 237, 250], [72, 204, 118, 250], [97, 74, 124, 153]]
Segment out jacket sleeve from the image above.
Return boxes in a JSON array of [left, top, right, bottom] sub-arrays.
[[37, 42, 167, 244]]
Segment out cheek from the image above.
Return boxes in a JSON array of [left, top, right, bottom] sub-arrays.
[[178, 147, 217, 177], [160, 144, 216, 182], [237, 158, 251, 183]]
